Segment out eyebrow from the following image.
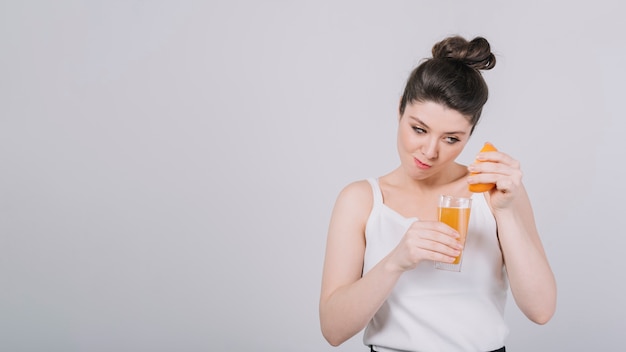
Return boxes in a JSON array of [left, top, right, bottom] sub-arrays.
[[408, 115, 468, 135]]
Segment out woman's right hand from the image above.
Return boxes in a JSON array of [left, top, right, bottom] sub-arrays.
[[386, 220, 463, 272]]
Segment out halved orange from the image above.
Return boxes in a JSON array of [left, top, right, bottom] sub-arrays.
[[469, 142, 498, 193]]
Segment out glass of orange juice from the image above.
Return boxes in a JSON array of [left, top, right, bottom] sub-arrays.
[[434, 195, 472, 272]]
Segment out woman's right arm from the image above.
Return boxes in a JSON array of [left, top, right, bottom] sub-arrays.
[[318, 181, 462, 346], [319, 181, 403, 346]]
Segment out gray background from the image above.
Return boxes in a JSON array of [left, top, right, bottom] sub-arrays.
[[1, 1, 624, 351]]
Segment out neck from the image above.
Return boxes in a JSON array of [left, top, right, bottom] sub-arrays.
[[393, 163, 468, 192]]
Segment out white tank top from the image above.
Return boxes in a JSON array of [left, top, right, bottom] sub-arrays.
[[363, 178, 509, 352]]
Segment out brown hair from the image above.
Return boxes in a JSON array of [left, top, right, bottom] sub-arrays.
[[399, 36, 496, 133]]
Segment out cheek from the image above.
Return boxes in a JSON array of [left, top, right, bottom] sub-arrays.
[[397, 127, 415, 149], [444, 144, 466, 160]]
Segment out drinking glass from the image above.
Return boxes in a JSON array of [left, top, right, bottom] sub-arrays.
[[434, 195, 472, 272]]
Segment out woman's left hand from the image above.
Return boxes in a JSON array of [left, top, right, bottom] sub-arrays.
[[467, 149, 523, 210]]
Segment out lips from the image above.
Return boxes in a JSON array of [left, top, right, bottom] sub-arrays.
[[414, 157, 431, 170]]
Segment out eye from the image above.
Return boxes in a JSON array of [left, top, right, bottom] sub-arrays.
[[412, 126, 426, 134], [444, 136, 460, 144]]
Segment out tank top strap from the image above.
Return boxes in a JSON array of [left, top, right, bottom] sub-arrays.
[[366, 178, 383, 207]]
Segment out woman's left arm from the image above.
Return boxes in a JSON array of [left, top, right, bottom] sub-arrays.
[[469, 151, 557, 324], [492, 186, 557, 324]]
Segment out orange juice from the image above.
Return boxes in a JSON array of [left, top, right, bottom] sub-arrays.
[[438, 206, 471, 264]]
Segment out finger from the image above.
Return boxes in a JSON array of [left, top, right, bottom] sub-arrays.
[[413, 225, 461, 244], [412, 228, 463, 252], [469, 160, 517, 175], [414, 238, 461, 264], [408, 221, 460, 238], [476, 150, 517, 165], [433, 221, 464, 239], [421, 239, 462, 258], [433, 252, 459, 263], [494, 177, 521, 194], [468, 165, 522, 189]]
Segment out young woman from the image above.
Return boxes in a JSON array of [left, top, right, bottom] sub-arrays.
[[319, 35, 556, 352]]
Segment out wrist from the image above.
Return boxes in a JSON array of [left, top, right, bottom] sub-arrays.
[[381, 254, 410, 276]]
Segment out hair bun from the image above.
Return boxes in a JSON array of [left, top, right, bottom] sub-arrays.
[[431, 36, 495, 70]]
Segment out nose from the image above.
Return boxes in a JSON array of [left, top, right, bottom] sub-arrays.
[[421, 138, 438, 160]]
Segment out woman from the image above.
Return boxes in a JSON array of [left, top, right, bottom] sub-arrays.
[[319, 35, 556, 352]]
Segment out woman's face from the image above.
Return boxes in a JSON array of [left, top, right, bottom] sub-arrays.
[[397, 101, 472, 180]]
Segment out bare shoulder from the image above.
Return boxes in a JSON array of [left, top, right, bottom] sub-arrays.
[[330, 179, 374, 232], [335, 180, 373, 212], [338, 179, 373, 201]]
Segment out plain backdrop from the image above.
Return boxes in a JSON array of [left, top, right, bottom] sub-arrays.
[[1, 1, 625, 351]]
